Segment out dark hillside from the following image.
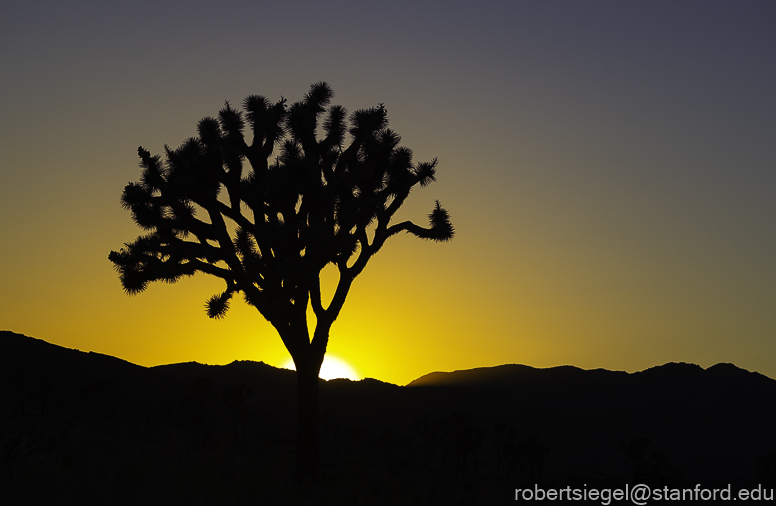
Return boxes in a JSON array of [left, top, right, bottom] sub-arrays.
[[3, 331, 776, 504]]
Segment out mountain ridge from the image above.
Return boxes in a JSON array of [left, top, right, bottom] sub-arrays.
[[4, 330, 769, 387]]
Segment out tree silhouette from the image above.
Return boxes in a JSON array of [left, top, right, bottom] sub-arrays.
[[108, 82, 453, 480]]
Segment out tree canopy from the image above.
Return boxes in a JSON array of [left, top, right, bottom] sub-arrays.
[[109, 81, 453, 361]]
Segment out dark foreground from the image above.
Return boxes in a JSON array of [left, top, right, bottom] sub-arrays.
[[2, 331, 776, 505]]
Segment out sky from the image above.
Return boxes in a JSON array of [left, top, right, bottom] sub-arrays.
[[1, 1, 774, 385]]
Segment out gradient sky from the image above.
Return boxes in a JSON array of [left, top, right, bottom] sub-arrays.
[[1, 1, 774, 385]]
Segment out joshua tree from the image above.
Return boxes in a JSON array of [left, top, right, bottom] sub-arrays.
[[108, 82, 453, 479]]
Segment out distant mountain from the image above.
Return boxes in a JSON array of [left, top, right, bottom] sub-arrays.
[[409, 363, 629, 387], [409, 361, 775, 389], [3, 330, 776, 505]]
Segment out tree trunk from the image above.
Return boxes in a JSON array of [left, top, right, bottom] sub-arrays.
[[295, 359, 322, 482], [288, 317, 330, 482]]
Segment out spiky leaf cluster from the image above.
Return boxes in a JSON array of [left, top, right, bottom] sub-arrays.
[[109, 82, 453, 328]]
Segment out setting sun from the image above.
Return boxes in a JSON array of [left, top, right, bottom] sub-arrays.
[[283, 355, 360, 381]]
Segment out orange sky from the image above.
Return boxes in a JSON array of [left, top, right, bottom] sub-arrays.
[[1, 1, 775, 385]]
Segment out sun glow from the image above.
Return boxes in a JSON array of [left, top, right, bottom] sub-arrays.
[[283, 355, 360, 381]]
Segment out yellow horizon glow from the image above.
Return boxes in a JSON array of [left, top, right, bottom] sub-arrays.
[[282, 355, 361, 381]]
